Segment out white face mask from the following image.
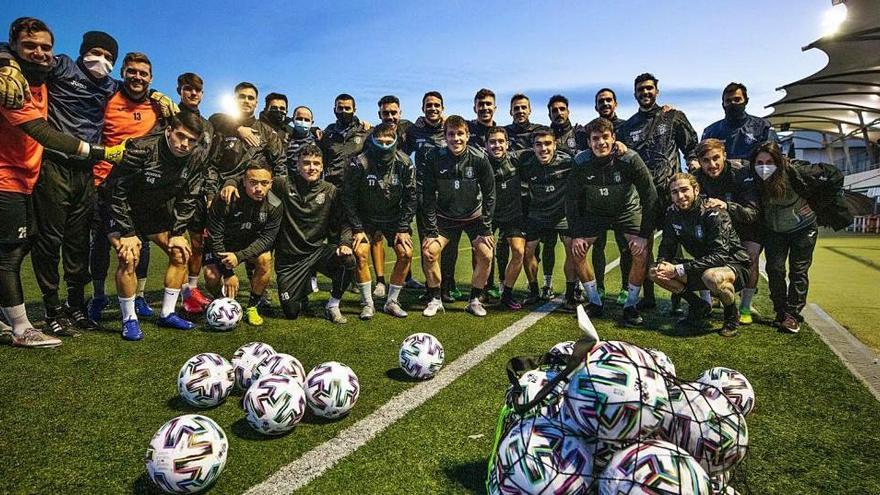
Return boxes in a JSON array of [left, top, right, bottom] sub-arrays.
[[82, 54, 113, 79], [755, 164, 777, 180]]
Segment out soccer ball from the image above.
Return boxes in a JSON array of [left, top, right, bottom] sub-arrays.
[[232, 342, 276, 391], [243, 374, 307, 435], [399, 333, 445, 379], [205, 297, 243, 331], [305, 361, 360, 419], [646, 348, 677, 377], [548, 340, 575, 359], [493, 415, 595, 493], [252, 353, 306, 385], [145, 414, 228, 494], [177, 353, 235, 408], [660, 382, 749, 475], [505, 368, 565, 418], [562, 340, 669, 442], [599, 438, 712, 495], [697, 367, 755, 417]]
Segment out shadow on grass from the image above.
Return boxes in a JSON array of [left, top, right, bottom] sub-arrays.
[[132, 472, 163, 494], [299, 409, 346, 426], [384, 367, 423, 383], [443, 460, 489, 494], [165, 395, 231, 414], [231, 417, 280, 441]]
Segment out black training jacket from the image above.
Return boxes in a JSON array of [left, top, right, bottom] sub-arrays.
[[618, 105, 698, 193], [657, 198, 750, 273], [320, 117, 370, 188], [489, 152, 524, 225], [342, 147, 417, 233], [421, 145, 495, 237], [206, 180, 282, 261], [504, 121, 543, 151], [693, 159, 760, 231], [206, 113, 286, 198], [518, 150, 573, 225]]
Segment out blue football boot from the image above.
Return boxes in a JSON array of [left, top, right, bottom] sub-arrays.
[[121, 319, 143, 341], [157, 313, 195, 330]]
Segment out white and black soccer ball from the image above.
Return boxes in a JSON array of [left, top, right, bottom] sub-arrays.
[[252, 353, 306, 386], [305, 361, 360, 419], [506, 368, 566, 418], [399, 333, 445, 379], [599, 438, 711, 495], [697, 366, 755, 417], [177, 353, 235, 408], [231, 342, 276, 391], [205, 297, 243, 331], [646, 348, 677, 377], [145, 414, 228, 494], [243, 374, 307, 435], [548, 340, 575, 359]]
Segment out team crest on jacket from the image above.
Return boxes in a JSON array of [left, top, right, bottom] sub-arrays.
[[656, 123, 668, 135], [259, 211, 267, 223], [465, 167, 474, 179], [695, 225, 703, 239], [390, 174, 399, 186], [567, 137, 576, 149], [316, 192, 326, 204], [613, 171, 622, 183], [354, 136, 362, 144]]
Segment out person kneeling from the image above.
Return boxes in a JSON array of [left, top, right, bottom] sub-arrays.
[[205, 159, 281, 326], [649, 173, 751, 337], [104, 112, 208, 340]]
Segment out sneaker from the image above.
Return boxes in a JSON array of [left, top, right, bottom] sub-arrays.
[[157, 313, 195, 330], [681, 300, 712, 325], [669, 296, 685, 317], [450, 287, 465, 301], [121, 319, 143, 341], [585, 302, 604, 318], [404, 278, 426, 290], [440, 290, 455, 304], [384, 300, 408, 318], [45, 315, 81, 338], [636, 298, 657, 311], [359, 305, 375, 321], [87, 296, 108, 321], [486, 286, 501, 299], [67, 306, 102, 331], [561, 298, 578, 313], [616, 289, 628, 306], [540, 286, 556, 300], [523, 290, 542, 305], [738, 308, 753, 325], [311, 276, 320, 293], [780, 313, 800, 334], [422, 299, 445, 317], [621, 305, 644, 326], [500, 294, 522, 310], [719, 321, 739, 337], [135, 296, 154, 317], [373, 282, 387, 299], [245, 306, 264, 326], [12, 328, 62, 348], [325, 306, 348, 324], [466, 299, 487, 317], [182, 294, 207, 314], [573, 287, 585, 303]]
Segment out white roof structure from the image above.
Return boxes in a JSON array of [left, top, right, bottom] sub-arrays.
[[766, 0, 880, 147]]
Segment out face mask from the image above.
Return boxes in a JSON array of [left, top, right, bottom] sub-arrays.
[[335, 111, 354, 125], [370, 135, 397, 161], [82, 54, 113, 79], [755, 164, 777, 180], [724, 102, 747, 120], [293, 119, 312, 135], [266, 109, 286, 126]]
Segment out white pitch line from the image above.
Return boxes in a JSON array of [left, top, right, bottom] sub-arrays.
[[244, 256, 625, 495]]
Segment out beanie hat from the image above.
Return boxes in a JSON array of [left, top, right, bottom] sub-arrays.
[[79, 31, 118, 64]]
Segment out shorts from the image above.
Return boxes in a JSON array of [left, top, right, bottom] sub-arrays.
[[363, 222, 410, 239], [128, 199, 175, 237], [494, 218, 525, 240], [204, 250, 258, 278], [0, 191, 35, 244], [579, 211, 641, 239], [275, 245, 351, 303], [188, 196, 209, 233], [524, 217, 568, 242], [672, 258, 749, 292], [437, 217, 488, 242]]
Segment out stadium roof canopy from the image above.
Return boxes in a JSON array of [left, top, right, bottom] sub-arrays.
[[766, 0, 880, 146]]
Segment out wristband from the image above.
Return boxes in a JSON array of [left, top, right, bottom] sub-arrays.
[[674, 264, 686, 277]]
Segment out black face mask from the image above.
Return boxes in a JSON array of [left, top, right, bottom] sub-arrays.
[[335, 111, 354, 125], [16, 56, 51, 86], [724, 102, 747, 120], [266, 109, 287, 127], [367, 135, 397, 163]]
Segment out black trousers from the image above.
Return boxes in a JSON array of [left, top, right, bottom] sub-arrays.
[[592, 230, 633, 291], [276, 245, 355, 319], [30, 154, 95, 310], [763, 223, 818, 318]]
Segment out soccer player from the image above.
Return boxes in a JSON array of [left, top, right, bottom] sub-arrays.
[[0, 17, 61, 347], [650, 172, 751, 337], [88, 52, 163, 323], [204, 159, 281, 326], [618, 73, 698, 311], [594, 88, 626, 129], [421, 115, 495, 317], [286, 105, 320, 171], [320, 93, 370, 188], [484, 127, 526, 310], [504, 94, 542, 151], [343, 122, 416, 319], [519, 128, 598, 311], [253, 144, 355, 324], [259, 92, 294, 146], [103, 112, 208, 340], [378, 94, 413, 143], [567, 118, 658, 324], [548, 94, 585, 156], [693, 139, 761, 324], [702, 82, 778, 160]]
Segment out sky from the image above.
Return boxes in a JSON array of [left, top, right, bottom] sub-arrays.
[[5, 0, 839, 135]]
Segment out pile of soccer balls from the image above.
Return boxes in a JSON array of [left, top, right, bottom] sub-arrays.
[[490, 338, 755, 494], [144, 340, 360, 494]]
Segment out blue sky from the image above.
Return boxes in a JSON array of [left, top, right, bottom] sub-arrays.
[[5, 0, 836, 134]]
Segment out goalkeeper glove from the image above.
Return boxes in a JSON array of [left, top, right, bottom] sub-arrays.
[[149, 90, 179, 119], [0, 59, 29, 109]]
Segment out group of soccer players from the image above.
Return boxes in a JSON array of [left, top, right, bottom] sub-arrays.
[[1, 16, 790, 349]]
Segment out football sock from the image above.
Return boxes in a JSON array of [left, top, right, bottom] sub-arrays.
[[376, 275, 386, 286], [625, 283, 641, 308], [326, 296, 341, 309], [528, 281, 539, 294], [469, 287, 484, 301], [357, 282, 373, 307], [582, 280, 602, 306], [2, 304, 33, 336], [93, 279, 106, 298], [565, 281, 576, 300], [119, 296, 137, 322], [502, 285, 513, 298], [136, 278, 147, 298], [387, 284, 402, 303], [427, 286, 441, 300], [543, 275, 553, 287], [188, 276, 199, 289], [740, 288, 756, 311], [161, 288, 181, 317], [248, 292, 261, 307]]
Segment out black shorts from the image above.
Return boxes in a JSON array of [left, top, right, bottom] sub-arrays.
[[204, 250, 259, 278], [524, 217, 568, 242], [275, 245, 348, 303], [673, 259, 749, 292], [494, 218, 525, 240], [735, 224, 762, 245], [580, 211, 641, 239], [437, 217, 488, 242], [0, 191, 35, 244], [363, 222, 410, 239], [188, 196, 209, 233], [130, 200, 175, 237]]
